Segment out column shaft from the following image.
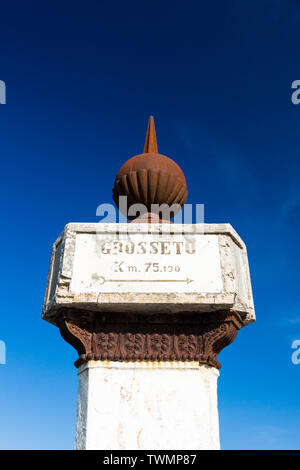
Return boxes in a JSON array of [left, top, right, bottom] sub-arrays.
[[76, 361, 220, 450]]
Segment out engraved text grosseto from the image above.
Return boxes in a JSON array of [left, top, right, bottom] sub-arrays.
[[100, 240, 196, 255]]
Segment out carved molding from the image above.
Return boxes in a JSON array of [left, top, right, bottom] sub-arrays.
[[58, 309, 243, 369]]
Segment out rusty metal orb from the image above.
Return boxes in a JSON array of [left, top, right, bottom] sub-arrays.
[[112, 117, 188, 219]]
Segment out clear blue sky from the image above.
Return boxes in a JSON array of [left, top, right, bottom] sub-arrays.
[[0, 0, 299, 450]]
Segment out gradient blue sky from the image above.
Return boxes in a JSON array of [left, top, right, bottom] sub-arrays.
[[1, 0, 300, 450]]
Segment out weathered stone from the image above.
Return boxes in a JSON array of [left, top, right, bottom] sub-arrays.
[[42, 222, 255, 327], [76, 360, 220, 450]]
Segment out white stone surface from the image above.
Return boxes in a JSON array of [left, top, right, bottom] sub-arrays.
[[76, 361, 220, 450], [70, 232, 223, 294], [42, 223, 255, 326]]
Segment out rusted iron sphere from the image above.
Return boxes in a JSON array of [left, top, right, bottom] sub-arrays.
[[113, 116, 188, 219]]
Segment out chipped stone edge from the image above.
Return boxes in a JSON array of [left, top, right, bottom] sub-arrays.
[[42, 223, 255, 328], [77, 360, 220, 375]]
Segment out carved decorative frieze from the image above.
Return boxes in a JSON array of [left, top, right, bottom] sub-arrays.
[[58, 309, 243, 369]]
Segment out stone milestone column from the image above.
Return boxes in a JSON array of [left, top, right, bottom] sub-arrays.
[[42, 117, 255, 450]]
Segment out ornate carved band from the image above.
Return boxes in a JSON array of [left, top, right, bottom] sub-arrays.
[[58, 309, 243, 369]]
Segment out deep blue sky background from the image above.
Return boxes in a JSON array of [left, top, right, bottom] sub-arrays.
[[1, 0, 300, 449]]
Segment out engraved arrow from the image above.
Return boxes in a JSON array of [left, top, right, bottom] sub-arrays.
[[98, 276, 193, 285]]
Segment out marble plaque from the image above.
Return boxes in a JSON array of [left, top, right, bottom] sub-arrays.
[[42, 223, 255, 326], [69, 232, 223, 294]]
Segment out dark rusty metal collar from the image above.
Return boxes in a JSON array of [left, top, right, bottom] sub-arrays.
[[58, 309, 243, 369]]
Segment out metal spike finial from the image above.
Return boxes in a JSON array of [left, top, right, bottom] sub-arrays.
[[143, 116, 158, 153]]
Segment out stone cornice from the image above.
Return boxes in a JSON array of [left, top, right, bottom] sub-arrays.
[[58, 309, 243, 369]]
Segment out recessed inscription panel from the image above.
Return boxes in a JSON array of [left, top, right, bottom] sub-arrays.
[[69, 232, 223, 294], [42, 223, 255, 325]]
